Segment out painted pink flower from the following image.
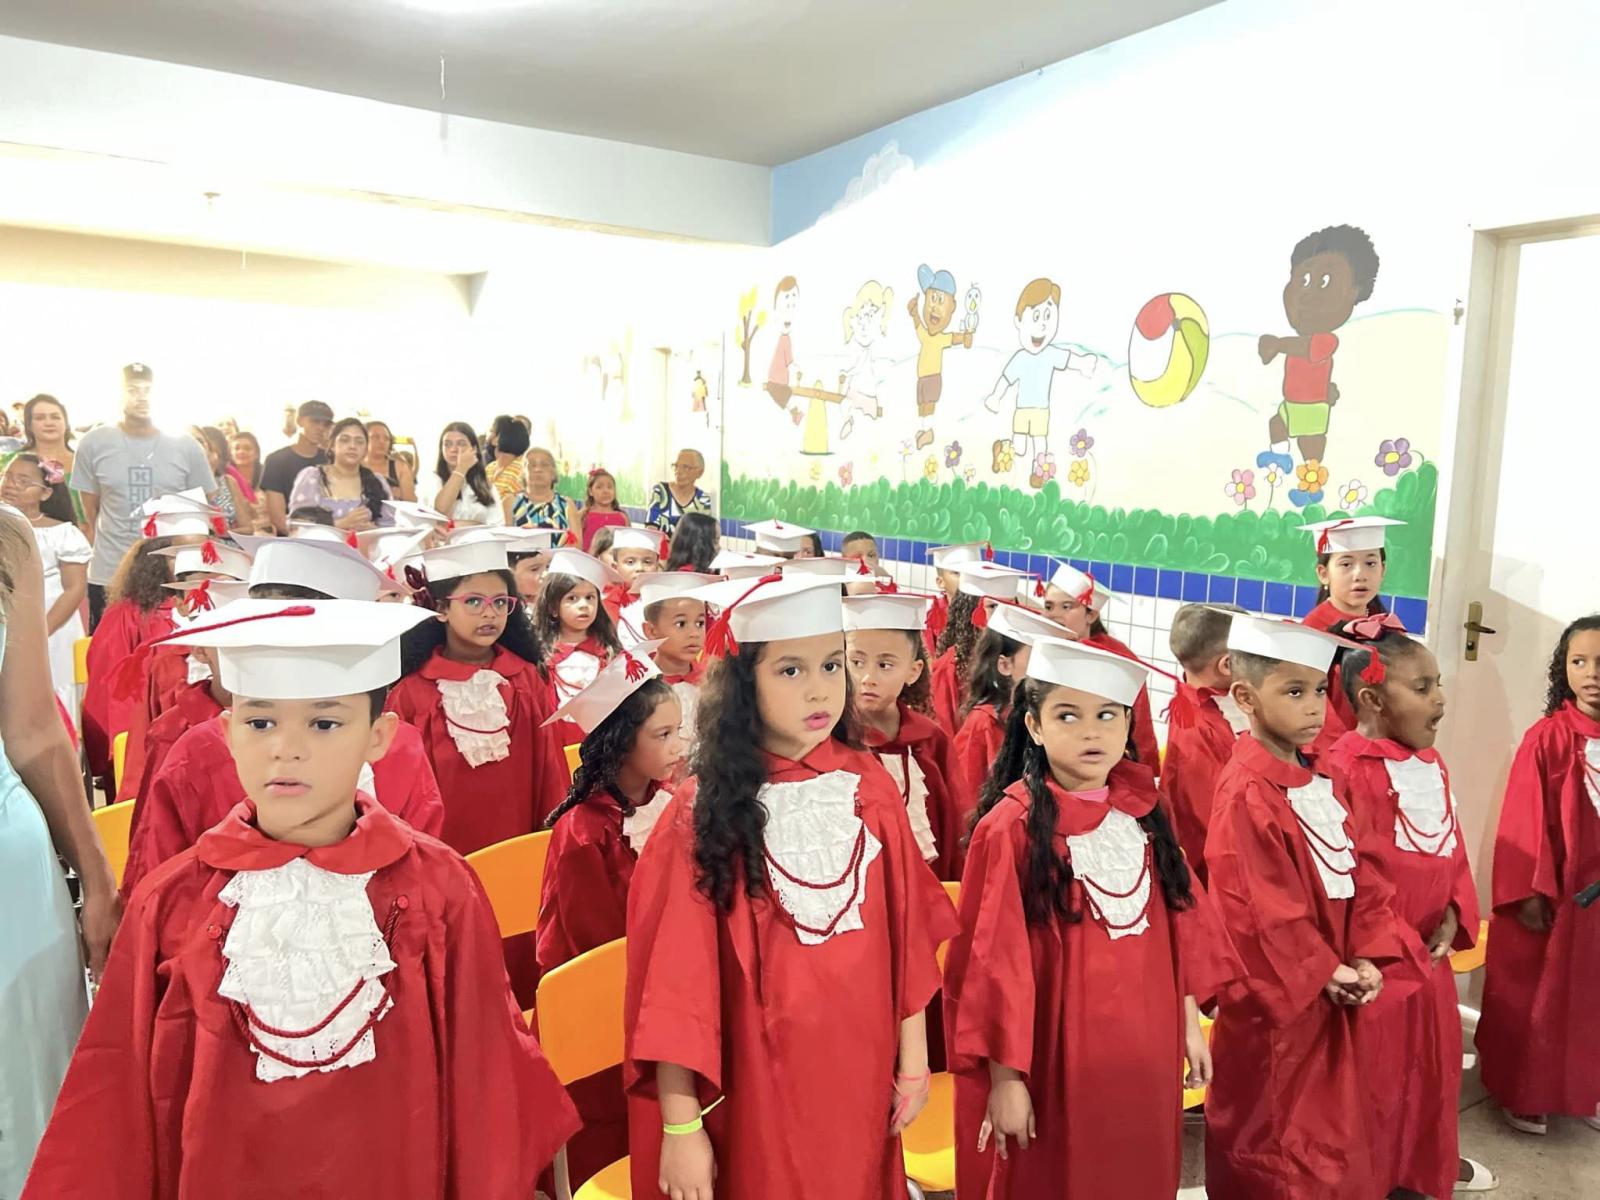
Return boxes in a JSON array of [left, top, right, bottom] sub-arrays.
[[838, 462, 854, 488], [1224, 468, 1256, 506]]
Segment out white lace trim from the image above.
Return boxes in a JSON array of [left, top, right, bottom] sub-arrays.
[[1214, 691, 1252, 735], [616, 600, 647, 650], [623, 786, 673, 854], [1384, 756, 1457, 857], [1287, 776, 1356, 900], [554, 649, 602, 704], [358, 763, 376, 801], [760, 771, 883, 947], [1584, 738, 1600, 822], [670, 679, 699, 753], [217, 859, 396, 1084], [1065, 809, 1152, 939], [876, 749, 938, 863], [186, 651, 213, 686], [435, 670, 512, 766]]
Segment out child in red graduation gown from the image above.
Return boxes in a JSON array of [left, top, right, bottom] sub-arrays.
[[22, 599, 578, 1200], [945, 637, 1236, 1200], [533, 547, 624, 761], [1324, 620, 1493, 1196], [1159, 603, 1250, 884], [1205, 613, 1425, 1200], [846, 591, 966, 881], [537, 650, 685, 1188], [602, 525, 667, 645], [637, 570, 717, 761], [1478, 615, 1600, 1134], [624, 575, 958, 1200]]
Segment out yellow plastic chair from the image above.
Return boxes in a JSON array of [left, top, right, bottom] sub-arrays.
[[92, 799, 136, 889], [1182, 1013, 1216, 1110], [464, 830, 552, 939], [112, 731, 128, 793], [536, 937, 631, 1200], [903, 879, 960, 1193], [564, 743, 583, 777], [1450, 919, 1490, 974]]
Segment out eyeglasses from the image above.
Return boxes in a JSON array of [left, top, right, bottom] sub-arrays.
[[449, 594, 520, 616]]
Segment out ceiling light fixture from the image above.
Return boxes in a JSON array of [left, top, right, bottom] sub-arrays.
[[396, 0, 537, 12]]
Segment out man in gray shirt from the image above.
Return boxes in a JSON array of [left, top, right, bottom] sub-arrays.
[[71, 363, 215, 630]]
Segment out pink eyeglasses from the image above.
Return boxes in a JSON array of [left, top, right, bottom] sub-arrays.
[[449, 594, 521, 617]]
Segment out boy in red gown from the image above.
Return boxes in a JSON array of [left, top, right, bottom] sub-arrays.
[[637, 570, 718, 757], [603, 525, 668, 645], [23, 599, 578, 1199], [1205, 613, 1425, 1200]]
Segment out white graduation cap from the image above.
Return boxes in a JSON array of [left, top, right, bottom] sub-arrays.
[[957, 560, 1032, 601], [1046, 562, 1102, 607], [690, 574, 846, 652], [451, 525, 561, 556], [546, 546, 622, 591], [841, 592, 930, 632], [987, 603, 1079, 646], [231, 534, 388, 603], [929, 542, 990, 571], [637, 571, 720, 609], [198, 579, 250, 608], [156, 599, 435, 700], [540, 640, 666, 735], [153, 539, 252, 581], [780, 555, 851, 578], [139, 489, 224, 539], [744, 519, 813, 556], [709, 550, 783, 580], [1227, 612, 1361, 673], [355, 525, 432, 569], [289, 521, 349, 543], [421, 538, 511, 583], [610, 525, 669, 558], [1301, 516, 1406, 554], [1026, 636, 1149, 706], [384, 500, 452, 530]]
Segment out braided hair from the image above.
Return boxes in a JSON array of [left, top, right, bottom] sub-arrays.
[[545, 678, 675, 828]]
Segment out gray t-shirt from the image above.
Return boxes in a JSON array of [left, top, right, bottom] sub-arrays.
[[71, 425, 216, 585]]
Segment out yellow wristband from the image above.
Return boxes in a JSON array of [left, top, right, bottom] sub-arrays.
[[662, 1094, 724, 1136]]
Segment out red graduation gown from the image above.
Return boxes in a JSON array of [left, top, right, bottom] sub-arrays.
[[624, 739, 958, 1200], [952, 702, 1006, 800], [1086, 631, 1160, 775], [1478, 702, 1600, 1116], [121, 715, 445, 897], [115, 647, 194, 804], [1326, 733, 1479, 1199], [1301, 599, 1372, 756], [122, 681, 223, 810], [930, 645, 964, 737], [945, 764, 1238, 1199], [865, 702, 966, 881], [387, 646, 569, 853], [1158, 682, 1238, 886], [545, 638, 612, 775], [1204, 734, 1424, 1200], [22, 798, 579, 1200], [82, 598, 175, 781]]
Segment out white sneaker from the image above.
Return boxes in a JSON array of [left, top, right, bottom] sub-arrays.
[[1501, 1108, 1547, 1135], [1454, 1157, 1498, 1191]]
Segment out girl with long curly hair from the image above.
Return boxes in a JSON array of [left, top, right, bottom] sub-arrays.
[[1478, 613, 1600, 1137], [931, 561, 1031, 737], [623, 575, 957, 1200], [946, 637, 1230, 1200]]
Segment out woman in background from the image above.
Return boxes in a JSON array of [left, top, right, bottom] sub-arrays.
[[423, 422, 502, 526], [190, 426, 252, 533], [3, 396, 84, 529], [365, 419, 417, 504], [511, 447, 580, 533]]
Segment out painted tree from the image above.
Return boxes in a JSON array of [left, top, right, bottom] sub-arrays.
[[735, 286, 767, 386]]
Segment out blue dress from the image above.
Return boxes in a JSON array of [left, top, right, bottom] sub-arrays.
[[0, 621, 86, 1194]]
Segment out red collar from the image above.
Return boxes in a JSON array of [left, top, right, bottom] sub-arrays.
[[419, 644, 529, 683], [177, 679, 225, 726], [1303, 599, 1370, 632], [1559, 700, 1600, 740], [761, 735, 858, 781], [1333, 730, 1438, 765], [548, 637, 605, 667], [1002, 759, 1158, 835], [864, 702, 940, 753], [659, 658, 705, 687], [1233, 732, 1317, 788], [196, 794, 412, 874]]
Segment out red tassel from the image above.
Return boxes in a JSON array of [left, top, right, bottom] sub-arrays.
[[983, 542, 994, 561], [1315, 518, 1355, 554], [876, 578, 899, 594], [564, 529, 578, 548], [701, 571, 783, 658], [143, 515, 158, 538], [201, 540, 221, 565], [623, 653, 648, 682], [346, 530, 360, 549], [385, 565, 397, 582], [855, 557, 871, 576], [971, 600, 990, 630], [1034, 578, 1046, 599], [924, 593, 949, 647], [1076, 572, 1096, 609], [189, 579, 214, 612], [211, 515, 227, 537], [659, 536, 670, 560]]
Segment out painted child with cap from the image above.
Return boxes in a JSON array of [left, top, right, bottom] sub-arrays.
[[950, 603, 1077, 802], [537, 643, 685, 1188], [1204, 613, 1425, 1200], [25, 600, 579, 1199], [845, 591, 965, 881], [122, 539, 446, 896], [1039, 561, 1161, 773], [534, 547, 625, 759], [931, 560, 1031, 738], [624, 574, 958, 1200], [1159, 603, 1250, 885], [637, 570, 718, 756], [945, 636, 1235, 1199], [604, 525, 670, 645], [1478, 615, 1600, 1139], [1321, 619, 1492, 1196]]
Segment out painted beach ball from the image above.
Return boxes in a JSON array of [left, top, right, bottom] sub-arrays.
[[1128, 293, 1209, 408]]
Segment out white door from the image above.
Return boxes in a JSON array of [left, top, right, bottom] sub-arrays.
[[1433, 226, 1600, 895]]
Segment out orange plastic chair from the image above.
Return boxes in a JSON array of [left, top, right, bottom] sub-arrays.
[[536, 937, 631, 1200], [1450, 919, 1490, 974], [464, 830, 551, 939], [92, 799, 136, 889], [112, 731, 128, 793], [904, 879, 961, 1192]]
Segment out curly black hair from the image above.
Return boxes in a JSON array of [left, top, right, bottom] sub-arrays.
[[107, 535, 179, 612], [534, 570, 623, 659], [665, 511, 719, 573], [399, 569, 546, 676], [962, 628, 1023, 718], [689, 641, 859, 912], [1291, 224, 1381, 302], [545, 677, 675, 829], [936, 591, 981, 684], [970, 678, 1192, 927], [1544, 615, 1600, 718]]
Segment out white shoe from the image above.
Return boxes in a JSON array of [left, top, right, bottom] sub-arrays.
[[1454, 1157, 1498, 1191], [1501, 1108, 1547, 1135]]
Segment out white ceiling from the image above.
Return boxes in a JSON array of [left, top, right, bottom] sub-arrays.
[[0, 0, 1216, 165]]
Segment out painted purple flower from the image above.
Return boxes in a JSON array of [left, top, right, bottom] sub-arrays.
[[1224, 468, 1256, 506], [944, 441, 963, 469], [1375, 438, 1413, 476], [1069, 427, 1095, 458]]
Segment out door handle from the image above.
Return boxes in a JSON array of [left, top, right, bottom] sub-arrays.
[[1464, 600, 1497, 662]]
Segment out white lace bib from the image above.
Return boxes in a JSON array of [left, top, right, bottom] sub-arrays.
[[1287, 776, 1356, 900], [670, 679, 700, 752], [435, 670, 512, 766], [760, 770, 883, 947], [554, 649, 602, 703], [186, 652, 213, 686], [1384, 756, 1457, 857], [875, 749, 938, 864], [1584, 738, 1600, 821], [616, 600, 647, 650], [1214, 691, 1252, 736], [623, 787, 673, 854], [1065, 808, 1152, 939], [217, 859, 396, 1084]]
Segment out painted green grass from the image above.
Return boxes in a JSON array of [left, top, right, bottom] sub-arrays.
[[719, 462, 1437, 597]]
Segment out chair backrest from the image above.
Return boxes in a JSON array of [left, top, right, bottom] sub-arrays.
[[74, 637, 92, 687], [465, 830, 552, 938], [112, 731, 128, 792], [535, 936, 627, 1086], [93, 799, 136, 889], [564, 743, 582, 777]]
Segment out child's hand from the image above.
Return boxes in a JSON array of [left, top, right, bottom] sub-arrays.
[[1324, 962, 1363, 1004], [978, 1079, 1035, 1159], [1517, 895, 1554, 933], [889, 1071, 931, 1135], [1184, 1021, 1213, 1089], [1258, 334, 1281, 364], [1426, 907, 1461, 962], [658, 1128, 716, 1200], [1352, 958, 1383, 1004], [334, 508, 374, 532]]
